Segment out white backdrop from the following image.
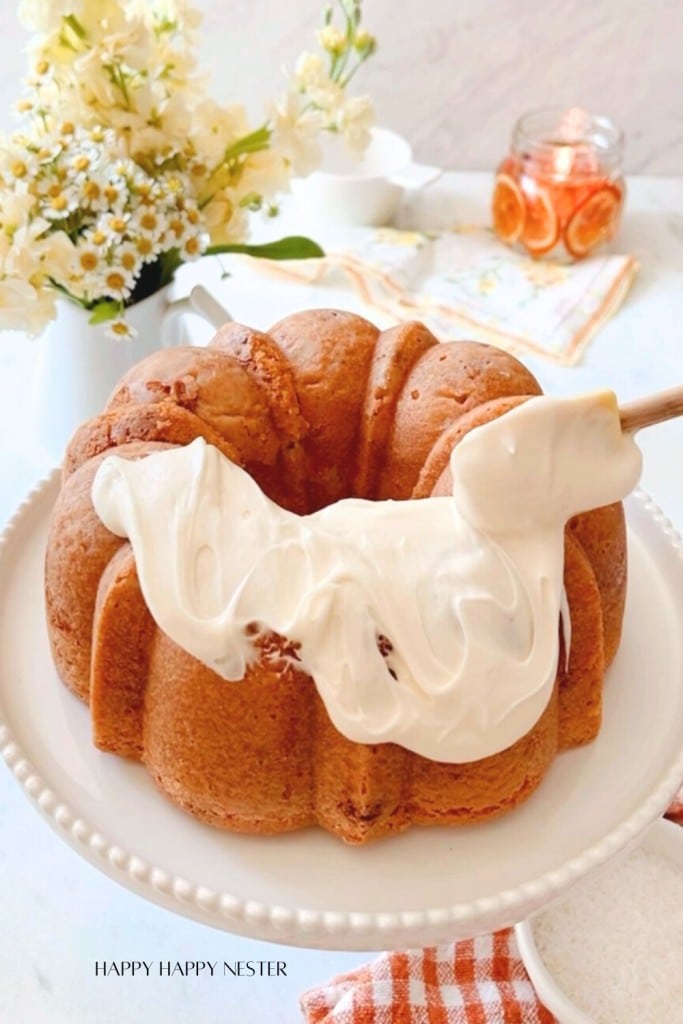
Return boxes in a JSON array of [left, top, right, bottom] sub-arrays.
[[1, 0, 683, 174], [0, 0, 681, 175]]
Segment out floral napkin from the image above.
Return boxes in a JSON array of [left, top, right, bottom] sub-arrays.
[[259, 226, 637, 366], [299, 793, 683, 1024]]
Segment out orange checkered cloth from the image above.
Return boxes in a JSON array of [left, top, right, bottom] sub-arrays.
[[300, 929, 555, 1023], [300, 798, 683, 1024]]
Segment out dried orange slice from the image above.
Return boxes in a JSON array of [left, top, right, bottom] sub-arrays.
[[492, 173, 525, 244], [564, 184, 622, 258], [519, 183, 559, 256]]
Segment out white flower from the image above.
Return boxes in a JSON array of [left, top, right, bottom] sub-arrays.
[[201, 192, 248, 247], [0, 183, 37, 233], [102, 264, 135, 299], [74, 244, 102, 275], [40, 182, 81, 220], [0, 276, 56, 335], [106, 316, 138, 340], [236, 150, 290, 204], [1, 0, 377, 336], [270, 91, 324, 177], [34, 228, 78, 276], [2, 215, 76, 286], [316, 25, 347, 56], [179, 230, 204, 260], [293, 52, 327, 90], [189, 100, 251, 168], [103, 211, 131, 241], [17, 0, 69, 33], [305, 76, 345, 116], [337, 94, 375, 151], [116, 240, 143, 277], [129, 203, 163, 235]]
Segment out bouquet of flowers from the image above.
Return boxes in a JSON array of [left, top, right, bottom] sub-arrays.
[[0, 0, 376, 337]]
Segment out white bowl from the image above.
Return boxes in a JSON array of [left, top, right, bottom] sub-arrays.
[[515, 817, 683, 1024], [290, 126, 440, 227]]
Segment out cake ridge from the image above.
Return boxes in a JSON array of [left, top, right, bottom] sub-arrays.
[[354, 320, 439, 499]]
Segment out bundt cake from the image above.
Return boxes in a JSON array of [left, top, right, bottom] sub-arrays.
[[44, 309, 641, 844]]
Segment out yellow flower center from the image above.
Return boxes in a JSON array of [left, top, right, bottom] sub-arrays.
[[140, 212, 158, 231], [121, 251, 137, 271], [84, 181, 101, 202], [91, 230, 107, 246], [136, 237, 153, 256], [11, 161, 27, 179], [35, 59, 50, 75], [186, 208, 199, 225], [50, 194, 68, 212], [184, 236, 200, 255], [74, 155, 90, 172], [109, 217, 127, 234], [110, 321, 131, 337], [169, 218, 183, 237], [104, 185, 120, 203], [61, 122, 75, 136], [79, 251, 98, 272], [106, 271, 126, 291]]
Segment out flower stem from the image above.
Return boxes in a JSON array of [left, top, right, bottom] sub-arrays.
[[222, 125, 272, 163]]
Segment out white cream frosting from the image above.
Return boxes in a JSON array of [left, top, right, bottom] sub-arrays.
[[91, 391, 642, 764]]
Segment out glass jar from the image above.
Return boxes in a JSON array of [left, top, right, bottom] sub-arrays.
[[492, 107, 625, 260]]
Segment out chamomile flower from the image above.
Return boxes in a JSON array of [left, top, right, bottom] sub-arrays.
[[81, 224, 110, 249], [75, 245, 102, 276], [131, 205, 165, 238], [106, 317, 138, 340], [102, 264, 135, 299], [117, 241, 143, 277], [104, 211, 131, 240]]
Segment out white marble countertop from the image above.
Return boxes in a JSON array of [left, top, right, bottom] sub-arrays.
[[1, 171, 682, 1022]]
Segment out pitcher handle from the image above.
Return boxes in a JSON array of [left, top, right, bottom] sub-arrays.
[[160, 285, 232, 346]]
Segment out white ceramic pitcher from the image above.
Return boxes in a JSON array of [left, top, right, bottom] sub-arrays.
[[30, 284, 231, 463]]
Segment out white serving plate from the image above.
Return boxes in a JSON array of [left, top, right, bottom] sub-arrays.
[[1, 474, 682, 951]]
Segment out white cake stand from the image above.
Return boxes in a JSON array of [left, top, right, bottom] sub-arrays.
[[1, 473, 682, 951]]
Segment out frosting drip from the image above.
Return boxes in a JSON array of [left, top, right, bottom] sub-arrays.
[[92, 391, 642, 764]]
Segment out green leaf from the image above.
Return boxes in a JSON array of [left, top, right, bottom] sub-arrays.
[[205, 236, 325, 261], [88, 301, 121, 325]]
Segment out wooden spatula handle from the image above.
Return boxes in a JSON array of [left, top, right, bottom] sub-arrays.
[[619, 385, 683, 433]]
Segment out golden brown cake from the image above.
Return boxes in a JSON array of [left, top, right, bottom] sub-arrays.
[[45, 309, 631, 844]]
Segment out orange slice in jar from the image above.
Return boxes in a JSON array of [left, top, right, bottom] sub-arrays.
[[492, 173, 525, 244], [519, 183, 559, 256], [564, 184, 622, 258]]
